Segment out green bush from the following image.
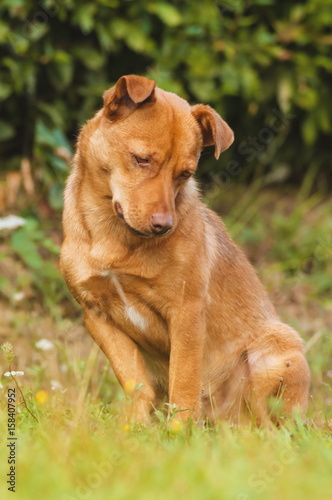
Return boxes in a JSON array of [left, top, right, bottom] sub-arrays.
[[0, 217, 76, 316], [0, 0, 331, 205]]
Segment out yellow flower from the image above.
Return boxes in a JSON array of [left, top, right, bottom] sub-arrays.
[[169, 419, 183, 434], [124, 378, 137, 394], [35, 390, 49, 404], [122, 424, 130, 431]]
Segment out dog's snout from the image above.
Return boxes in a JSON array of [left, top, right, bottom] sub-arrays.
[[150, 213, 173, 235]]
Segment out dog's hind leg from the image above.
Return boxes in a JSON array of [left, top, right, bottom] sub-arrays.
[[245, 323, 310, 424]]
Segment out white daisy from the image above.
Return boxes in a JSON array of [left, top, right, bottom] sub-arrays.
[[50, 380, 62, 390], [0, 215, 26, 231], [4, 371, 24, 377], [35, 339, 54, 351]]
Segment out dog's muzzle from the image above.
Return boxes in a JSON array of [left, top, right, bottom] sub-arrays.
[[114, 202, 172, 238]]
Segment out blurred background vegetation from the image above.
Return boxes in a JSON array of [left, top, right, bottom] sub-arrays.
[[0, 0, 331, 206], [0, 0, 331, 411]]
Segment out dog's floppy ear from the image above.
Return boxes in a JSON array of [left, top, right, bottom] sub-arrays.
[[192, 104, 234, 159], [103, 75, 156, 120]]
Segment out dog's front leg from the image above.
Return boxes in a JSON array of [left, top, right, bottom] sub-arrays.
[[84, 311, 156, 423], [168, 301, 205, 422]]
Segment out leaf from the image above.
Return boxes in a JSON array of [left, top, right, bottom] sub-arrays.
[[6, 31, 30, 54], [252, 0, 274, 4], [36, 121, 58, 148], [97, 0, 119, 5], [186, 45, 217, 77], [0, 20, 9, 41], [96, 23, 116, 50], [48, 184, 64, 211], [296, 86, 318, 110], [28, 22, 48, 42], [2, 57, 24, 92], [1, 0, 25, 10], [302, 115, 318, 145], [277, 77, 293, 113], [316, 106, 331, 133], [23, 218, 40, 237], [72, 46, 105, 70], [126, 29, 155, 54], [290, 5, 306, 22], [189, 79, 218, 102], [37, 102, 64, 130], [255, 28, 276, 45], [0, 121, 15, 141], [73, 4, 97, 34], [148, 3, 182, 27], [52, 129, 72, 151], [49, 154, 69, 171], [0, 83, 12, 100], [36, 121, 71, 152], [240, 66, 260, 97], [11, 230, 43, 270], [110, 20, 155, 54], [47, 56, 73, 90], [111, 19, 130, 39]]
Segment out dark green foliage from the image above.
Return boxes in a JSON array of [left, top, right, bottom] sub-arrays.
[[0, 218, 76, 316], [0, 0, 331, 199]]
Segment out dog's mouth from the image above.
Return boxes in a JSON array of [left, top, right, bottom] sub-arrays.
[[123, 221, 151, 238], [114, 201, 170, 238]]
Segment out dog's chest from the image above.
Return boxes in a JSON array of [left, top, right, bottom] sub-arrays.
[[84, 270, 170, 355]]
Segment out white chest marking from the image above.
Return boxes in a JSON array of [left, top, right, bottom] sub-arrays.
[[101, 269, 147, 332], [125, 305, 147, 331]]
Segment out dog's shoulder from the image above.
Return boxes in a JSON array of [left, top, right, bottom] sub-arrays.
[[199, 205, 236, 254]]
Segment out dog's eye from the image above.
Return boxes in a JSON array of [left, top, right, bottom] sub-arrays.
[[179, 170, 192, 179], [101, 167, 110, 174], [132, 154, 150, 168]]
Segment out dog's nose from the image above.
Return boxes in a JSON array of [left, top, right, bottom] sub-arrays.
[[150, 213, 173, 234]]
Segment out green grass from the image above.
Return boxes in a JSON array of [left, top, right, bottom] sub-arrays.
[[0, 398, 332, 500], [1, 181, 332, 500]]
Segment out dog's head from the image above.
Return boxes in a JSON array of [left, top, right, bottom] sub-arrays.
[[81, 74, 234, 238]]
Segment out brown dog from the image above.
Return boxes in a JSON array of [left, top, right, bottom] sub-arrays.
[[60, 75, 310, 424]]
